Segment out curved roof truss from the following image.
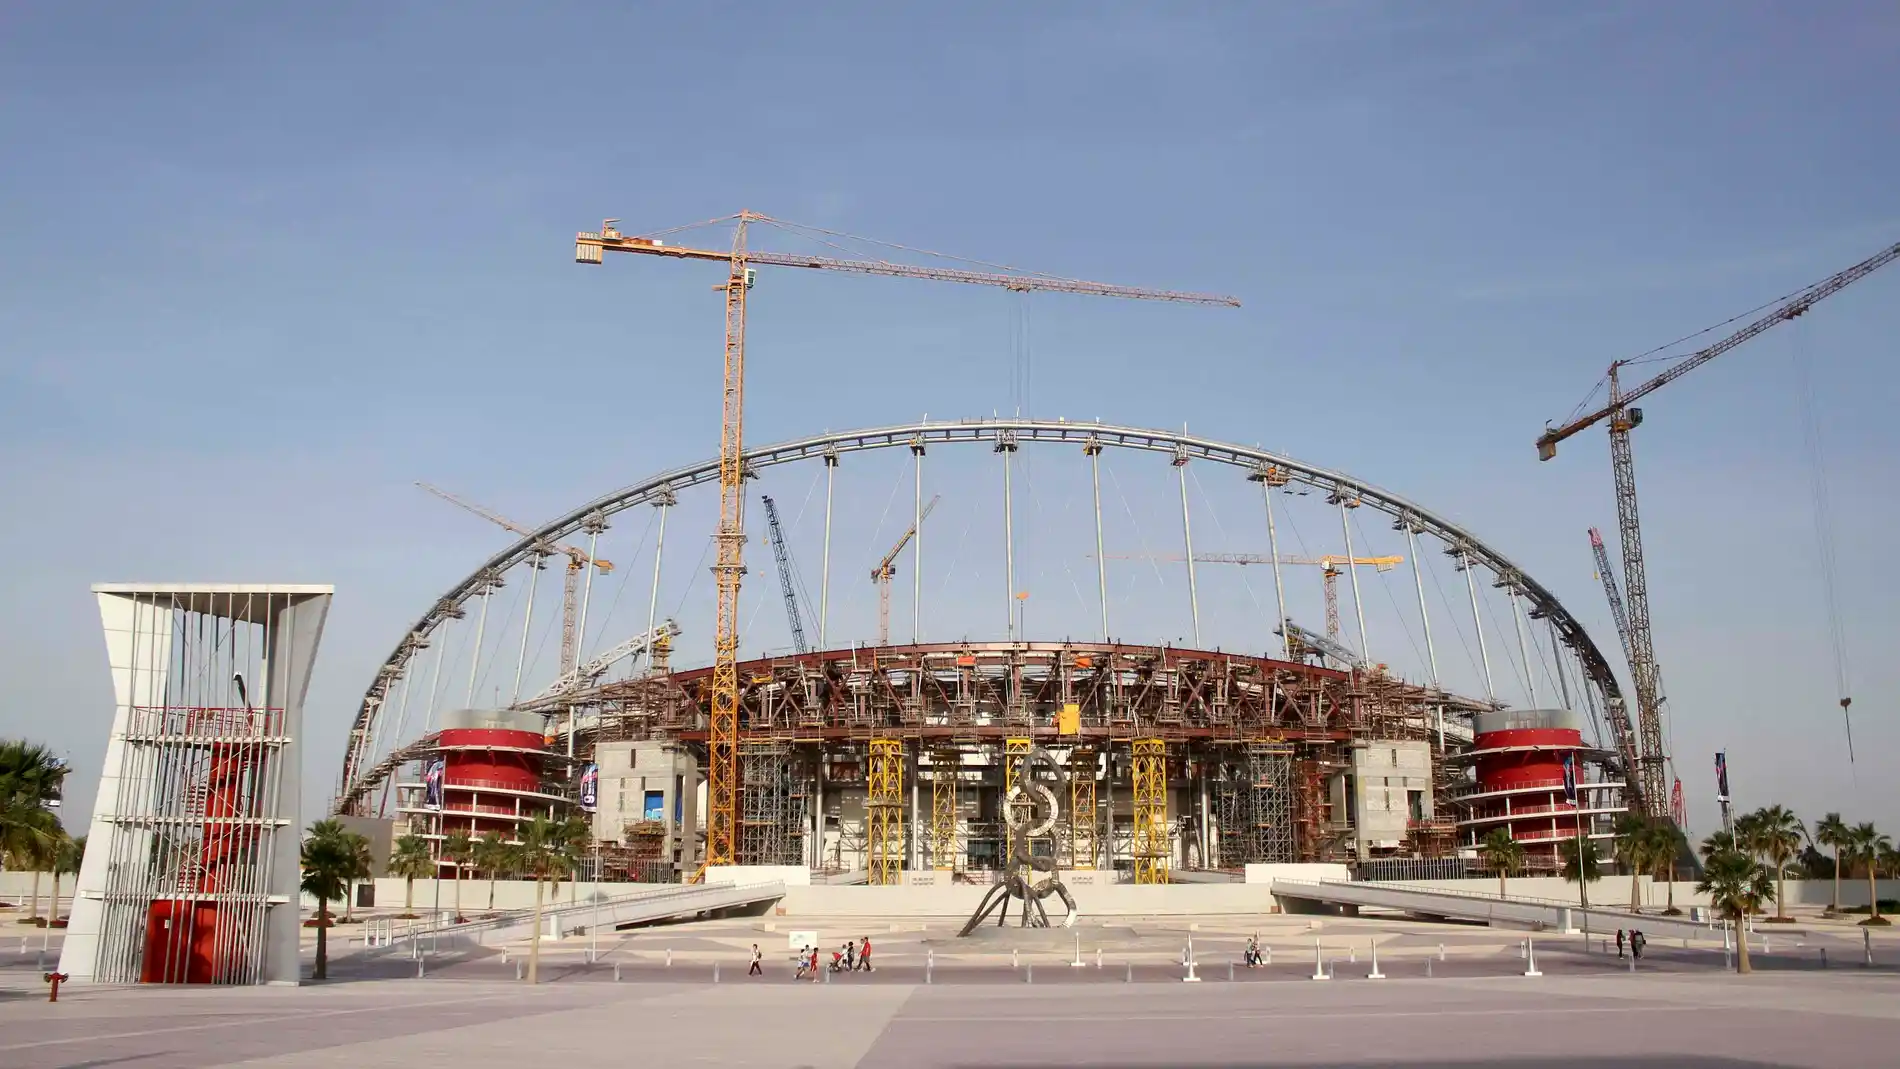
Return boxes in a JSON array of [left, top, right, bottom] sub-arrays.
[[336, 418, 1631, 813]]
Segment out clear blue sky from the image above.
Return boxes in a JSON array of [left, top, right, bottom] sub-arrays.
[[4, 2, 1897, 836]]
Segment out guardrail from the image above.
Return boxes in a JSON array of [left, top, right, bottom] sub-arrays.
[[1272, 879, 1714, 941]]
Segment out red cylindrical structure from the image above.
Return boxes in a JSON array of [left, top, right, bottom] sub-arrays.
[[405, 710, 568, 873], [1457, 709, 1621, 863]]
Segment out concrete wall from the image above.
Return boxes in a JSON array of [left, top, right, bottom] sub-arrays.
[[775, 882, 1281, 918], [0, 871, 73, 913], [1369, 875, 1900, 912]]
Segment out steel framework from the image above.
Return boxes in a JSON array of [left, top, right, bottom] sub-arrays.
[[866, 738, 904, 885], [338, 418, 1624, 815], [1132, 739, 1169, 885], [1214, 745, 1295, 867], [1068, 745, 1098, 869], [931, 746, 959, 871]]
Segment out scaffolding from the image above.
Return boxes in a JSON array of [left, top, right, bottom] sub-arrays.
[[739, 740, 806, 866], [1132, 738, 1169, 885], [866, 738, 904, 885], [1068, 745, 1097, 869], [931, 745, 959, 871], [1214, 744, 1295, 867]]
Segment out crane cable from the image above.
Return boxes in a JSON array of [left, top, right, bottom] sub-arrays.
[[1790, 326, 1855, 762]]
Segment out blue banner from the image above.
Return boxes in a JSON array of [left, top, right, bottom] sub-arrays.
[[423, 757, 445, 811], [579, 763, 599, 813], [1561, 752, 1577, 805], [1715, 751, 1729, 802]]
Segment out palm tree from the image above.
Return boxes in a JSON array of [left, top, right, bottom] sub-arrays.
[[474, 831, 515, 911], [1700, 829, 1738, 862], [1647, 821, 1687, 915], [444, 829, 474, 922], [1744, 806, 1804, 922], [1614, 815, 1654, 912], [0, 740, 67, 925], [1479, 828, 1523, 900], [388, 835, 434, 915], [1561, 837, 1601, 910], [1815, 812, 1851, 916], [1848, 823, 1892, 924], [306, 820, 371, 922], [300, 831, 355, 980], [519, 814, 588, 985], [1733, 810, 1765, 860], [1698, 850, 1773, 974], [48, 833, 81, 925]]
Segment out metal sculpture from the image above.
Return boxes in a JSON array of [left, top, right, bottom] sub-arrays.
[[958, 743, 1079, 935]]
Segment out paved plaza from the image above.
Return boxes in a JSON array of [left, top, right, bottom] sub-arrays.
[[5, 912, 1900, 1067]]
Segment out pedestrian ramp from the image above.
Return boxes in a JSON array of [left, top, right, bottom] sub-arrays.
[[1271, 879, 1713, 941], [363, 880, 787, 954]]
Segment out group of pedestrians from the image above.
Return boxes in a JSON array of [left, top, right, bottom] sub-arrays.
[[1615, 928, 1647, 961], [782, 935, 873, 980], [1242, 935, 1265, 968]]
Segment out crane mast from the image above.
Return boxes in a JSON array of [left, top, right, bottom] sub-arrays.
[[759, 495, 809, 655], [577, 211, 1239, 874], [1536, 238, 1898, 819], [1587, 527, 1643, 802]]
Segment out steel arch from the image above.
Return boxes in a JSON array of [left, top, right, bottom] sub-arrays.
[[336, 418, 1633, 814]]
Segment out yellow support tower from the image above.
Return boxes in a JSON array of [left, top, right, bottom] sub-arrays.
[[931, 746, 959, 871], [1069, 745, 1097, 869], [867, 738, 905, 886], [1132, 738, 1169, 885], [1004, 737, 1034, 845]]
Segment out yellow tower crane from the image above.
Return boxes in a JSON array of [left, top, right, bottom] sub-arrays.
[[416, 482, 613, 703], [576, 212, 1238, 873], [872, 493, 939, 646]]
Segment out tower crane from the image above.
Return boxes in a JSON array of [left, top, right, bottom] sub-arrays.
[[873, 494, 939, 646], [576, 211, 1239, 872], [1586, 527, 1642, 800], [759, 495, 809, 655], [416, 482, 614, 689], [1096, 552, 1401, 639], [1535, 239, 1899, 817]]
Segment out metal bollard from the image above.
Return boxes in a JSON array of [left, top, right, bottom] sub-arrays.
[[1012, 948, 1019, 968], [614, 962, 622, 981], [501, 948, 508, 963], [515, 961, 523, 981], [1096, 947, 1102, 969], [1350, 947, 1357, 963], [1427, 957, 1433, 978], [1126, 962, 1132, 983], [714, 963, 720, 984], [667, 948, 673, 968], [1627, 952, 1635, 973], [1821, 947, 1828, 969], [926, 962, 932, 985], [1368, 941, 1385, 980], [1265, 945, 1272, 965], [417, 958, 425, 978], [1229, 961, 1235, 981], [1438, 943, 1445, 962], [1311, 939, 1328, 981], [1523, 938, 1542, 978], [1026, 963, 1032, 984]]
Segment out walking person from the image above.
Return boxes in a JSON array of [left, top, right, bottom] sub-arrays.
[[860, 935, 873, 973], [794, 945, 809, 981], [808, 945, 820, 982], [844, 939, 856, 971], [749, 943, 763, 977], [1630, 930, 1646, 962], [1615, 929, 1626, 959]]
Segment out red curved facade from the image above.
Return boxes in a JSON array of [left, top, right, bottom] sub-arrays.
[[1455, 710, 1623, 862], [400, 713, 569, 874]]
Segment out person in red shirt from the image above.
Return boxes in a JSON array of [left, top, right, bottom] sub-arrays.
[[808, 945, 820, 982], [859, 935, 872, 972]]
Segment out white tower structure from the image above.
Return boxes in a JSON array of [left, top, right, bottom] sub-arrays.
[[61, 584, 332, 985]]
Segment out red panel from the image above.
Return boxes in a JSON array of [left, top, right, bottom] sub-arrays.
[[141, 900, 221, 984]]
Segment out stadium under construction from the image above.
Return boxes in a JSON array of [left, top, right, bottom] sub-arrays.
[[332, 418, 1641, 886]]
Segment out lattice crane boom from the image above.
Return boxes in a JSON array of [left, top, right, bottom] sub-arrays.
[[1096, 551, 1401, 639], [1586, 527, 1643, 798], [416, 482, 614, 682], [1534, 238, 1899, 818], [576, 210, 1240, 875], [873, 494, 939, 645], [759, 495, 809, 655]]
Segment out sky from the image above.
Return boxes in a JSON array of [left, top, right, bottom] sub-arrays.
[[3, 2, 1897, 840]]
